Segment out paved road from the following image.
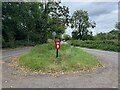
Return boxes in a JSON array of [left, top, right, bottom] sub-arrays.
[[2, 47, 118, 88], [2, 47, 32, 61]]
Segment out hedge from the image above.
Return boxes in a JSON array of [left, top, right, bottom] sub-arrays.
[[68, 40, 120, 52]]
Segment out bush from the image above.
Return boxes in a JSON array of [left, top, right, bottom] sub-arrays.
[[68, 40, 120, 52], [2, 40, 39, 48]]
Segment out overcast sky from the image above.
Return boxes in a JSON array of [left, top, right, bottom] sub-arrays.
[[60, 2, 118, 36]]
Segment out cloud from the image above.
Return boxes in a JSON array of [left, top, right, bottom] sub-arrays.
[[61, 2, 118, 35], [88, 2, 117, 17], [61, 2, 117, 16], [61, 0, 119, 2], [91, 9, 118, 35]]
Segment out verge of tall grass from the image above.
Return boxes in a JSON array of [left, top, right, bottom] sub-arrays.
[[18, 43, 101, 74]]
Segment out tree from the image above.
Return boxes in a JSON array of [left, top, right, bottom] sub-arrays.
[[2, 2, 22, 47], [94, 29, 119, 40], [35, 1, 70, 42], [43, 1, 70, 40], [2, 2, 43, 45], [2, 2, 70, 48], [62, 34, 71, 41], [94, 32, 107, 40], [70, 10, 96, 40], [108, 29, 119, 40], [72, 31, 79, 40], [115, 22, 120, 30], [115, 22, 120, 40]]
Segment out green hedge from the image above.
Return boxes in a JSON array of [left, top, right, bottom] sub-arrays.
[[68, 40, 120, 52], [2, 40, 40, 48]]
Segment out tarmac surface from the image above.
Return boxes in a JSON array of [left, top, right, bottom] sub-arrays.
[[1, 46, 119, 88]]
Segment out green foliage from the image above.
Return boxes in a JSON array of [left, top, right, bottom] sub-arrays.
[[19, 43, 101, 73], [2, 40, 38, 48], [2, 2, 70, 48], [70, 10, 95, 40], [94, 30, 119, 40], [115, 22, 120, 30], [62, 34, 71, 41], [69, 40, 119, 52]]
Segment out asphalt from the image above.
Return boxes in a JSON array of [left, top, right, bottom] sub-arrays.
[[1, 46, 119, 88]]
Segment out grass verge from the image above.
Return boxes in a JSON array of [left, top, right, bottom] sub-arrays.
[[18, 43, 101, 74]]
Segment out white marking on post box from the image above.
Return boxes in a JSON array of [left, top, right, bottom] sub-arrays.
[[57, 45, 59, 48]]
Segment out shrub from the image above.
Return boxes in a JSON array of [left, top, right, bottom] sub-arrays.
[[68, 40, 119, 52], [2, 40, 39, 48]]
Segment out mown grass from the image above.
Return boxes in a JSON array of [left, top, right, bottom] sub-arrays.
[[18, 43, 101, 74]]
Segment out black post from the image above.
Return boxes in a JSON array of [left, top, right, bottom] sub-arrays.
[[56, 49, 58, 58]]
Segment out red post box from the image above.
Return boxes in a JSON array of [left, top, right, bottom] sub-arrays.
[[55, 40, 60, 49], [55, 40, 60, 58]]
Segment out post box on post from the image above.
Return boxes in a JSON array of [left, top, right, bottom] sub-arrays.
[[55, 40, 60, 58]]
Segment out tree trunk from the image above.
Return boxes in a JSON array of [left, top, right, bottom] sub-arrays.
[[27, 33, 29, 45]]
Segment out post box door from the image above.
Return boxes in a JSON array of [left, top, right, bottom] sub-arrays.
[[55, 40, 60, 49]]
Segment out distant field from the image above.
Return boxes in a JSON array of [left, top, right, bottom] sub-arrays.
[[18, 43, 101, 74], [68, 40, 119, 52]]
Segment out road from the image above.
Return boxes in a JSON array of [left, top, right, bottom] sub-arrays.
[[2, 47, 119, 88]]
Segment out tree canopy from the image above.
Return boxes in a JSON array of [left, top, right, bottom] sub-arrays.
[[2, 2, 70, 48], [94, 29, 118, 40], [70, 10, 96, 40], [115, 22, 120, 30]]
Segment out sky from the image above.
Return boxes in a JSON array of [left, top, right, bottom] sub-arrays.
[[60, 2, 118, 36]]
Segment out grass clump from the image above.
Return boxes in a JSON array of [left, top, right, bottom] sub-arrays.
[[18, 43, 101, 74]]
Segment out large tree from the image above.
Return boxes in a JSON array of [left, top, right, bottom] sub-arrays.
[[41, 1, 70, 39], [2, 2, 43, 45], [70, 10, 96, 40], [2, 2, 70, 48]]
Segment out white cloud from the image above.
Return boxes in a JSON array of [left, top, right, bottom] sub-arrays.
[[61, 0, 119, 2], [61, 2, 118, 36], [92, 9, 118, 35]]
